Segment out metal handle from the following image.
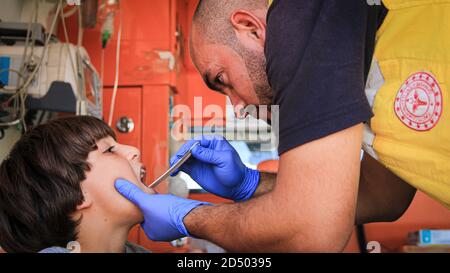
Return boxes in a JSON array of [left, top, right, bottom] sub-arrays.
[[116, 116, 134, 133]]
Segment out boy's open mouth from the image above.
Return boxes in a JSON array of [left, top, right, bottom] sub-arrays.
[[140, 166, 147, 185]]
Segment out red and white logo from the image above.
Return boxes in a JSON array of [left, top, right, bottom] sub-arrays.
[[394, 72, 443, 131]]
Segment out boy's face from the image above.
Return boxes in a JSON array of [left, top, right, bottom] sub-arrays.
[[80, 136, 154, 225]]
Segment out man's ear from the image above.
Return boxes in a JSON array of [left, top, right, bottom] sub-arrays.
[[76, 187, 93, 211], [230, 10, 266, 48]]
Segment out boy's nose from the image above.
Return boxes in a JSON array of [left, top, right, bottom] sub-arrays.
[[122, 145, 141, 161]]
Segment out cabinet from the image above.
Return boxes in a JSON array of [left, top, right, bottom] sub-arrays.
[[103, 85, 172, 251], [103, 87, 142, 150]]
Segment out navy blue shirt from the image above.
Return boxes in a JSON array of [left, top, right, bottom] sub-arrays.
[[265, 0, 387, 155]]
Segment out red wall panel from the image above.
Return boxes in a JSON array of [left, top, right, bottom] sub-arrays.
[[102, 86, 143, 245], [103, 87, 142, 150]]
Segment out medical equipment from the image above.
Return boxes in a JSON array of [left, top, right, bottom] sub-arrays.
[[0, 0, 62, 129], [0, 22, 46, 46], [0, 43, 102, 117], [0, 0, 103, 130], [148, 142, 200, 189]]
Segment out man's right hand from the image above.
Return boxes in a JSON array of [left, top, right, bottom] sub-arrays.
[[170, 135, 260, 202]]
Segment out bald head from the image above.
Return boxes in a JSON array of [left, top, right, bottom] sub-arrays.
[[192, 0, 267, 54], [189, 0, 273, 109]]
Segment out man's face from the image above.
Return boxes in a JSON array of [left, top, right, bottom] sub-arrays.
[[190, 26, 273, 119]]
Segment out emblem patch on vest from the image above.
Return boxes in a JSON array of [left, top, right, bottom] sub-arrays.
[[394, 72, 443, 131]]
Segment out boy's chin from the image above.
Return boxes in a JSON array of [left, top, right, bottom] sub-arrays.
[[141, 186, 156, 195], [126, 205, 145, 225]]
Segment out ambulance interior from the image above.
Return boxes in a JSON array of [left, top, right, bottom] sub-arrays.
[[0, 0, 449, 253]]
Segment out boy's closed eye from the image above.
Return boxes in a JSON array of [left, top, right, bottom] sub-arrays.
[[104, 146, 116, 154]]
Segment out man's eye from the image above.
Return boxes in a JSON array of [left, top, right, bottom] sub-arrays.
[[215, 74, 224, 85]]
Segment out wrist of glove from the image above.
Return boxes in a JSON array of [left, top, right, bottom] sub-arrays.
[[231, 168, 260, 202], [168, 195, 211, 238]]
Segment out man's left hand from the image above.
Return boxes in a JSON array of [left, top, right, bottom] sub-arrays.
[[115, 179, 211, 242]]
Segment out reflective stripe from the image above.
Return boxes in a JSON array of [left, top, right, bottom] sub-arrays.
[[365, 59, 384, 108], [363, 59, 385, 160], [362, 124, 379, 161]]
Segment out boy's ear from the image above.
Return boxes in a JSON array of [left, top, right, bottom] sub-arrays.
[[76, 187, 93, 211]]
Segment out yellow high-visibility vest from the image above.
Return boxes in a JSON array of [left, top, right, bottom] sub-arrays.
[[268, 0, 450, 208], [364, 0, 450, 209]]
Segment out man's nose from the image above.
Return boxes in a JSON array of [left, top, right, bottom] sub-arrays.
[[229, 95, 247, 119]]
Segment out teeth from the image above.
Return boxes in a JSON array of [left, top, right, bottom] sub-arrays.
[[140, 167, 147, 184]]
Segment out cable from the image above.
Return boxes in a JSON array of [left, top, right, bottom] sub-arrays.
[[8, 1, 35, 123], [0, 0, 63, 128], [356, 225, 368, 253], [0, 69, 25, 92], [0, 70, 26, 127], [19, 0, 62, 131], [0, 118, 21, 127], [58, 3, 80, 96], [107, 1, 122, 126], [100, 48, 105, 86], [100, 47, 105, 100], [19, 0, 39, 132], [76, 5, 86, 115], [77, 6, 84, 47], [0, 0, 36, 128], [28, 0, 39, 69], [62, 5, 78, 18], [16, 1, 62, 95]]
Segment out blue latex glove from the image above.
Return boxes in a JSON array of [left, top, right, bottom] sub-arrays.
[[170, 135, 260, 202], [115, 179, 211, 242]]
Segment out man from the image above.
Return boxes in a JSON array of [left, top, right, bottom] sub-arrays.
[[115, 0, 450, 252]]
